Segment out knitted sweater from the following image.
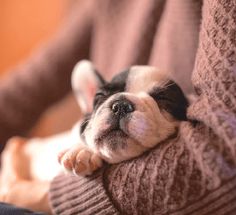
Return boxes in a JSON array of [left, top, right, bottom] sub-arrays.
[[1, 0, 236, 214]]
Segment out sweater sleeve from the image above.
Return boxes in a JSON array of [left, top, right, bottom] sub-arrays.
[[0, 0, 93, 149], [49, 0, 236, 214]]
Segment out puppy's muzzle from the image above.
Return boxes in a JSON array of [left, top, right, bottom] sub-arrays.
[[111, 98, 135, 118]]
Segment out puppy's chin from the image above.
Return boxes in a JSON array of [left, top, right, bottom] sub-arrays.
[[86, 120, 143, 163], [95, 136, 146, 164], [95, 128, 128, 150]]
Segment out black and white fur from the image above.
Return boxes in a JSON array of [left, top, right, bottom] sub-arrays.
[[24, 60, 188, 180]]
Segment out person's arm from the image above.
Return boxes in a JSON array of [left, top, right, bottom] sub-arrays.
[[0, 0, 93, 149], [49, 0, 236, 214]]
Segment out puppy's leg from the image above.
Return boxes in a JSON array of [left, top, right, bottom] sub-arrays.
[[58, 146, 103, 176], [0, 137, 30, 182], [0, 180, 51, 214], [0, 137, 51, 214]]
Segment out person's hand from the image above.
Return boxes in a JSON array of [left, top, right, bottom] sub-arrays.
[[0, 137, 52, 214]]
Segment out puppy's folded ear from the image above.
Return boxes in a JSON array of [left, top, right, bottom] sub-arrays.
[[71, 60, 105, 113]]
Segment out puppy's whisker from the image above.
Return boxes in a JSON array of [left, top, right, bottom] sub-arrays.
[[154, 82, 175, 93], [80, 119, 90, 127], [163, 82, 175, 89], [157, 79, 171, 88]]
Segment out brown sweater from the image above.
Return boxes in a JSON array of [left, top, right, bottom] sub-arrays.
[[1, 0, 236, 214]]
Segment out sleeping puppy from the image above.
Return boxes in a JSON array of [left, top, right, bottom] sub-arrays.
[[1, 60, 189, 182]]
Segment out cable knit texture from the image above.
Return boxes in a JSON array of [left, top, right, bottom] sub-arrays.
[[50, 0, 236, 214], [49, 0, 236, 214], [0, 0, 235, 214]]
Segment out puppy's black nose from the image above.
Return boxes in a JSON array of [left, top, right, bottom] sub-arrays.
[[111, 99, 134, 117]]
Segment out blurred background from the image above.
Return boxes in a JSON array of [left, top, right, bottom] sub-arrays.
[[0, 0, 81, 137]]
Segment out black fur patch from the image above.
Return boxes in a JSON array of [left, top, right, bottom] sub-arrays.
[[80, 113, 91, 136], [149, 81, 189, 120], [94, 69, 106, 86]]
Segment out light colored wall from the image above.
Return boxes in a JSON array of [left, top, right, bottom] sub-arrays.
[[0, 0, 72, 75], [0, 0, 81, 137]]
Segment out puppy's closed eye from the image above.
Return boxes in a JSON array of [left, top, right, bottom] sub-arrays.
[[93, 91, 108, 109], [149, 81, 189, 120]]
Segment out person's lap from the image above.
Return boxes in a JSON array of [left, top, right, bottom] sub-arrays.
[[0, 202, 45, 215]]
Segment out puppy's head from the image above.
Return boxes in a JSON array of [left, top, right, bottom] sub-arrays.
[[72, 61, 188, 163]]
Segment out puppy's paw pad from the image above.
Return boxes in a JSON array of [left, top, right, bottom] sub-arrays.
[[59, 148, 79, 172], [62, 157, 73, 172], [74, 161, 87, 175], [74, 150, 103, 176], [58, 149, 70, 165], [59, 148, 103, 176], [90, 154, 103, 172], [74, 149, 94, 176]]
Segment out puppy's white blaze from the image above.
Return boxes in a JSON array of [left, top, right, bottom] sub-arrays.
[[71, 60, 98, 113], [127, 66, 169, 94]]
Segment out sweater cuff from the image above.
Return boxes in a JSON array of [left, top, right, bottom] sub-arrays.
[[49, 170, 119, 215]]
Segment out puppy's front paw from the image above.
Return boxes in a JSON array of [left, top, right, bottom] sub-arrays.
[[58, 147, 103, 176]]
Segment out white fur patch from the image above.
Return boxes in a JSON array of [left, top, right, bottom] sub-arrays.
[[127, 66, 169, 94], [24, 131, 76, 181]]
